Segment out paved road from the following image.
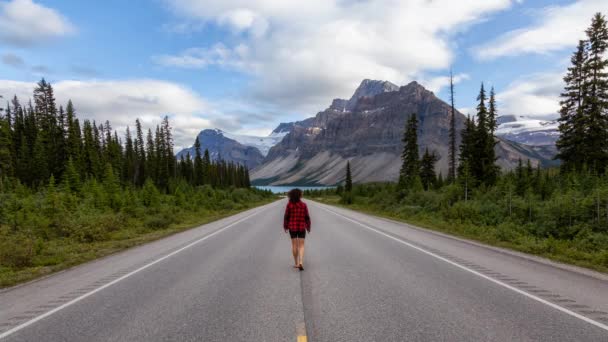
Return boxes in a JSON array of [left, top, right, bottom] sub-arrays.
[[1, 199, 608, 341]]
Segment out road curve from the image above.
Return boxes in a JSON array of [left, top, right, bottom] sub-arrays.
[[1, 199, 608, 341]]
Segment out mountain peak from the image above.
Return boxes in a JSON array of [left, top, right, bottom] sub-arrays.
[[352, 79, 399, 98], [345, 79, 399, 110]]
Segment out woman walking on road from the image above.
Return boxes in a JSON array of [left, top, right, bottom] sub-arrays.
[[284, 189, 311, 270]]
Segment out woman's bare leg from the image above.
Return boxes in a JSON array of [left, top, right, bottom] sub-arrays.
[[298, 238, 305, 266], [291, 238, 298, 266]]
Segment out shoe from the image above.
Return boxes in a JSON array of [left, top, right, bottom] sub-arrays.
[[298, 264, 304, 271]]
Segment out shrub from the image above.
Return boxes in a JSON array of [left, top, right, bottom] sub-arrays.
[[0, 235, 35, 267]]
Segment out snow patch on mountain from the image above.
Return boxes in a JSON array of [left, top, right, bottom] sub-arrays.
[[221, 130, 287, 157], [495, 115, 559, 146]]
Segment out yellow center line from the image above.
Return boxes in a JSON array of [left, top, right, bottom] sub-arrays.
[[296, 322, 307, 342]]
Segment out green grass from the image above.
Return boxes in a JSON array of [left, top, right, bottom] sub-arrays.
[[0, 198, 276, 288], [312, 195, 608, 274]]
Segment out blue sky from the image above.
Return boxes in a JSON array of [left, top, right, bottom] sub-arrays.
[[1, 0, 607, 149]]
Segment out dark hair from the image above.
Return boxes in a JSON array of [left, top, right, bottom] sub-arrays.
[[288, 188, 302, 203]]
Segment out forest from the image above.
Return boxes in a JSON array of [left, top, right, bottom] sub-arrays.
[[0, 80, 273, 287], [308, 13, 608, 273]]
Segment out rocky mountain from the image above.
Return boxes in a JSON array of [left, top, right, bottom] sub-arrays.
[[176, 129, 265, 169], [495, 115, 559, 146], [251, 79, 558, 186]]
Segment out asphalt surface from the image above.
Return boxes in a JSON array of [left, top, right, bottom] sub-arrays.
[[1, 199, 608, 341]]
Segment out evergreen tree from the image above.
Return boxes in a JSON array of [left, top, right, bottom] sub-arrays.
[[193, 137, 204, 185], [556, 40, 588, 171], [161, 116, 175, 179], [154, 124, 168, 190], [134, 119, 146, 186], [488, 87, 497, 135], [435, 172, 444, 189], [82, 120, 100, 179], [202, 148, 211, 184], [145, 128, 156, 184], [123, 127, 136, 184], [399, 114, 420, 189], [458, 115, 476, 182], [473, 83, 498, 185], [581, 13, 608, 172], [448, 70, 457, 183], [185, 152, 194, 183], [419, 148, 438, 191], [345, 161, 353, 192], [32, 134, 49, 186], [62, 157, 81, 193], [65, 100, 83, 174], [0, 107, 12, 179], [103, 163, 122, 210]]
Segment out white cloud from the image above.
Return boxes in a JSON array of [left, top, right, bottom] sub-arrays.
[[422, 73, 470, 93], [0, 0, 75, 46], [154, 43, 250, 69], [475, 0, 608, 60], [161, 0, 518, 113], [498, 72, 563, 119], [0, 79, 217, 149]]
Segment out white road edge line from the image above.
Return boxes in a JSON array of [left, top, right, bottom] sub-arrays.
[[316, 203, 608, 333], [0, 203, 273, 340]]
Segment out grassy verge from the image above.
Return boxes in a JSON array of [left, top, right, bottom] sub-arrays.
[[312, 195, 608, 274], [0, 198, 276, 288]]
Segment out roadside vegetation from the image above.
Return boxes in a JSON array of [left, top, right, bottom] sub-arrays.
[[308, 13, 608, 274], [0, 81, 274, 288]]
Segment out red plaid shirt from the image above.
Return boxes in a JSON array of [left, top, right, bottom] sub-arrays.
[[283, 200, 311, 232]]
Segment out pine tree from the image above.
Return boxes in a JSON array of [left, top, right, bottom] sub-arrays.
[[185, 152, 194, 183], [458, 115, 476, 182], [556, 40, 587, 171], [345, 161, 353, 192], [123, 126, 136, 184], [161, 116, 175, 179], [65, 100, 83, 174], [435, 172, 444, 189], [134, 119, 146, 186], [146, 128, 156, 184], [82, 120, 100, 179], [488, 87, 497, 135], [0, 108, 13, 179], [32, 134, 49, 186], [0, 106, 14, 181], [62, 157, 81, 193], [193, 137, 204, 185], [448, 70, 457, 183], [202, 148, 211, 184], [581, 13, 608, 172], [473, 83, 498, 185], [103, 163, 122, 210], [154, 124, 168, 190], [474, 83, 488, 182], [399, 114, 420, 189], [419, 148, 438, 191]]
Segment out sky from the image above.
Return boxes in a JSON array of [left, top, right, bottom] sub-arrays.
[[1, 0, 607, 150]]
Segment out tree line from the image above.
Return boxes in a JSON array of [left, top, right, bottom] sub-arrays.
[[393, 12, 608, 195], [0, 79, 250, 192], [396, 80, 497, 194]]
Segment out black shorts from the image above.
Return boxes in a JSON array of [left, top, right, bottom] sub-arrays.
[[289, 230, 306, 239]]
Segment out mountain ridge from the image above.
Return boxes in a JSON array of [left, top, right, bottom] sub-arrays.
[[252, 79, 558, 186]]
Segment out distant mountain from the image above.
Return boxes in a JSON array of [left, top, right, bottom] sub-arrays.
[[222, 131, 287, 157], [495, 115, 559, 146], [176, 129, 265, 169], [251, 79, 558, 186]]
